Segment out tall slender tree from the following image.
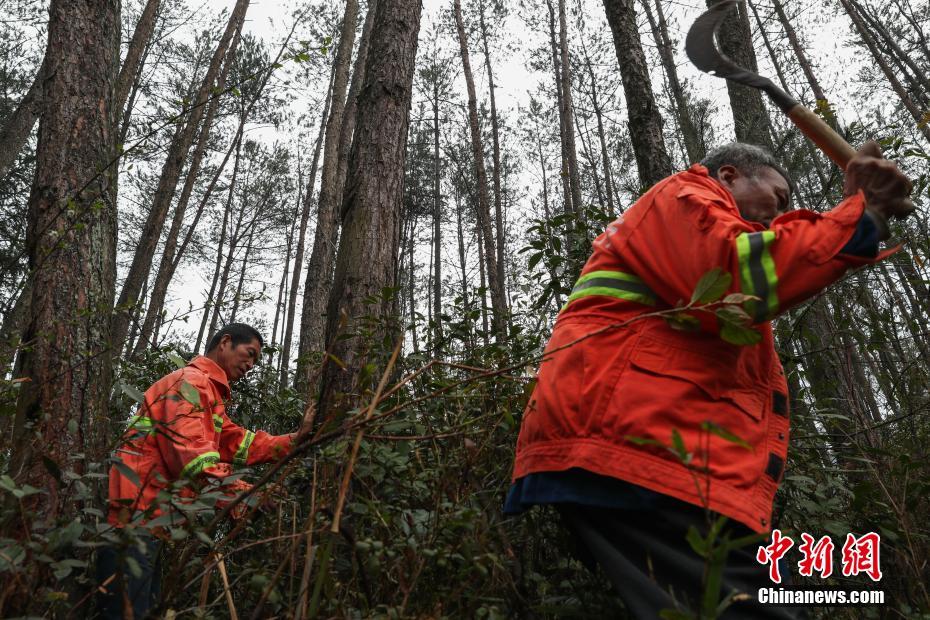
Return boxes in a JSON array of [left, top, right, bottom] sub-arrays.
[[319, 0, 422, 415], [601, 0, 672, 187], [111, 0, 249, 351], [9, 0, 120, 520], [704, 0, 774, 149], [453, 0, 507, 332], [296, 0, 364, 392]]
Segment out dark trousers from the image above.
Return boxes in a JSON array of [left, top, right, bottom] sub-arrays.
[[558, 502, 804, 619], [95, 533, 162, 619]]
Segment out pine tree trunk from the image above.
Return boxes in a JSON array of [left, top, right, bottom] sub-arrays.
[[115, 0, 162, 123], [703, 0, 774, 149], [478, 1, 507, 306], [294, 0, 377, 389], [134, 35, 237, 355], [557, 0, 585, 213], [296, 0, 361, 392], [9, 0, 120, 522], [0, 56, 47, 181], [579, 42, 616, 213], [453, 0, 507, 332], [546, 0, 574, 217], [602, 0, 673, 187], [0, 281, 30, 377], [318, 0, 421, 416], [839, 0, 930, 143], [196, 129, 243, 352], [228, 222, 256, 323], [280, 67, 333, 388], [769, 0, 827, 103], [848, 0, 930, 96], [432, 80, 443, 352], [640, 0, 705, 163], [111, 0, 249, 351], [748, 0, 829, 189]]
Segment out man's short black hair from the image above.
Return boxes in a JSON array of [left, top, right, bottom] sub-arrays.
[[206, 323, 264, 354], [700, 143, 794, 192]]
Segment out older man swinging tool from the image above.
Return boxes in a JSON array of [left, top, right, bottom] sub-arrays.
[[505, 3, 914, 617]]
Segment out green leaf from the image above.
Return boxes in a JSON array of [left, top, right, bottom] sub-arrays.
[[701, 421, 752, 450], [121, 383, 145, 403], [168, 353, 187, 369], [685, 525, 707, 556], [691, 268, 732, 304], [722, 293, 758, 305], [528, 252, 544, 270], [113, 459, 141, 488], [671, 429, 687, 461], [720, 322, 762, 346], [664, 313, 700, 332], [179, 381, 201, 408], [623, 435, 664, 447]]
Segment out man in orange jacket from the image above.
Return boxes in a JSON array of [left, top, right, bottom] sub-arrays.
[[98, 323, 312, 619], [506, 142, 912, 617]]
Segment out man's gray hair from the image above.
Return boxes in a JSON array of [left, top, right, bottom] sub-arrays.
[[700, 143, 792, 189]]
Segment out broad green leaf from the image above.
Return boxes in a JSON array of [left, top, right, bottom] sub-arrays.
[[701, 421, 752, 450], [179, 381, 201, 408], [168, 353, 187, 369], [691, 268, 732, 304], [720, 322, 762, 346], [121, 383, 145, 403]]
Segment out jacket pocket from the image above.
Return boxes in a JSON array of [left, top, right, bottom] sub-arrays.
[[627, 336, 765, 421]]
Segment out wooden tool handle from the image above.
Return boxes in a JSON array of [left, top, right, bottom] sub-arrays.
[[787, 104, 858, 169]]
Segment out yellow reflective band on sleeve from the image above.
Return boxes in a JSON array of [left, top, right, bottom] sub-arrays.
[[233, 431, 255, 468], [561, 270, 657, 313], [736, 231, 779, 321], [212, 414, 223, 435], [180, 451, 220, 479]]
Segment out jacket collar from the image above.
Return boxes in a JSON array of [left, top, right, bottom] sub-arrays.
[[682, 164, 766, 230], [189, 355, 231, 399]]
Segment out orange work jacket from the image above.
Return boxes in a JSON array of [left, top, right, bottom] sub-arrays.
[[108, 356, 295, 525], [512, 165, 896, 533]]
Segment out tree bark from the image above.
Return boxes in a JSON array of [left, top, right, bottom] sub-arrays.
[[431, 79, 443, 352], [848, 0, 930, 97], [545, 0, 575, 219], [704, 0, 774, 149], [115, 0, 162, 125], [296, 0, 364, 392], [453, 0, 507, 332], [280, 79, 331, 387], [9, 0, 120, 523], [557, 0, 585, 213], [111, 0, 249, 351], [133, 33, 238, 355], [318, 0, 421, 416], [640, 0, 705, 162], [839, 0, 930, 143], [769, 0, 827, 103], [0, 56, 47, 181], [579, 41, 616, 213], [478, 0, 507, 306], [196, 129, 243, 353], [602, 0, 673, 188]]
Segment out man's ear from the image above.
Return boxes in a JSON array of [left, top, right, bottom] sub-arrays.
[[220, 334, 232, 350], [717, 164, 739, 186]]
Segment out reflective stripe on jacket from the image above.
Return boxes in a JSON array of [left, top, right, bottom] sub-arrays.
[[108, 356, 294, 525], [512, 165, 897, 533]]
